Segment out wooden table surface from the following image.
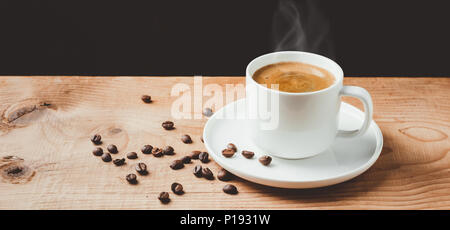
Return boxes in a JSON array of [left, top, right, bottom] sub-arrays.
[[0, 76, 449, 210]]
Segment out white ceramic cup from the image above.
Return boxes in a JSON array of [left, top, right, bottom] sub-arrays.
[[246, 51, 373, 159]]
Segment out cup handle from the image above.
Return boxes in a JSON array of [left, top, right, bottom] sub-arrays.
[[337, 86, 373, 138]]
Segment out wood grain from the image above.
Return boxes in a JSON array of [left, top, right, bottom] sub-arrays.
[[0, 76, 449, 210]]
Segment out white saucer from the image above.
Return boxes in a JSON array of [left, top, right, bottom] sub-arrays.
[[203, 99, 383, 189]]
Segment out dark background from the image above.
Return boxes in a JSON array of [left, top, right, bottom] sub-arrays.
[[0, 0, 449, 76]]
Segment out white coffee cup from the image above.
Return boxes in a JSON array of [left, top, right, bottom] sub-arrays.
[[246, 51, 373, 159]]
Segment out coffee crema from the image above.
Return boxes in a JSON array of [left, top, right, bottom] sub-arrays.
[[252, 61, 335, 93]]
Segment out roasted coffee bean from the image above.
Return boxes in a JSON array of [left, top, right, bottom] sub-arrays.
[[222, 149, 235, 158], [227, 143, 237, 152], [170, 160, 184, 170], [113, 158, 126, 166], [200, 137, 204, 143], [217, 168, 232, 181], [141, 95, 152, 103], [193, 165, 202, 177], [189, 151, 201, 159], [203, 107, 213, 117], [107, 144, 118, 154], [90, 134, 102, 145], [171, 182, 184, 195], [162, 121, 174, 130], [201, 167, 214, 180], [181, 156, 191, 164], [127, 152, 138, 159], [199, 152, 209, 163], [259, 155, 272, 166], [101, 152, 112, 162], [141, 145, 153, 154], [162, 146, 174, 155], [241, 150, 255, 159], [135, 162, 148, 175], [158, 192, 170, 204], [126, 173, 137, 184], [223, 184, 238, 195], [92, 147, 103, 156], [181, 134, 192, 144], [152, 147, 164, 157]]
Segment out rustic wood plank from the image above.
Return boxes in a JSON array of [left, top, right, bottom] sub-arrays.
[[0, 76, 449, 210]]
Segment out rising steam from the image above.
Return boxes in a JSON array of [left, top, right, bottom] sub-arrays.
[[272, 0, 334, 58]]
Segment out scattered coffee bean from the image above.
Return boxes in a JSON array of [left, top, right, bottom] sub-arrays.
[[101, 152, 112, 162], [199, 152, 209, 163], [126, 173, 137, 184], [202, 167, 214, 180], [170, 160, 184, 170], [259, 155, 272, 166], [152, 147, 164, 157], [217, 168, 233, 181], [127, 152, 138, 159], [241, 150, 255, 159], [223, 184, 238, 195], [200, 137, 204, 143], [141, 95, 152, 103], [162, 146, 174, 155], [162, 121, 174, 130], [181, 156, 191, 164], [113, 158, 126, 166], [227, 143, 237, 152], [171, 182, 184, 195], [202, 107, 213, 117], [90, 134, 102, 145], [135, 162, 148, 175], [222, 149, 235, 158], [181, 134, 192, 144], [158, 192, 170, 204], [107, 144, 118, 154], [92, 147, 103, 156], [189, 151, 201, 159], [141, 145, 153, 154], [193, 165, 203, 177]]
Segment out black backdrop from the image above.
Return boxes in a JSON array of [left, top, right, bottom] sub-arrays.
[[0, 0, 449, 76]]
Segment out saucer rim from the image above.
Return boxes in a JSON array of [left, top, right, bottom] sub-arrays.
[[203, 98, 383, 188]]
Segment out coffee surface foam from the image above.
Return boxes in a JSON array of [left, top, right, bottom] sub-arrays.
[[252, 62, 335, 93]]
